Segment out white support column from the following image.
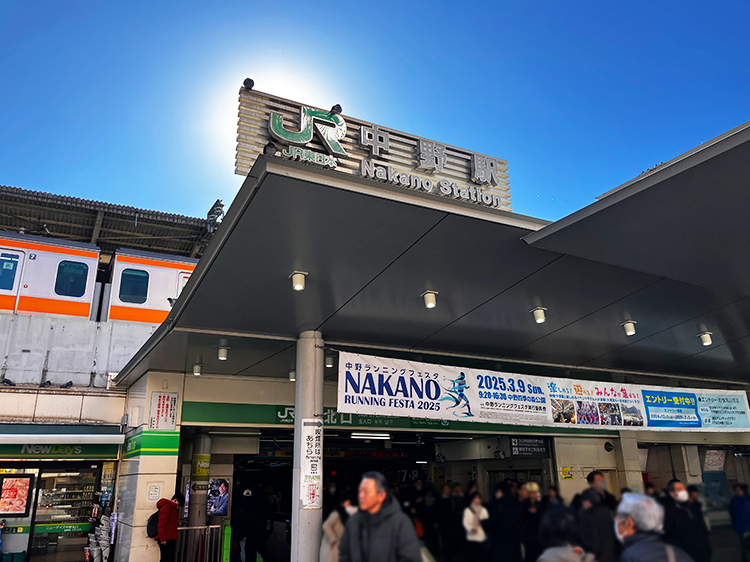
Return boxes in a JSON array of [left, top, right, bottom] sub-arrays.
[[291, 330, 325, 562], [188, 433, 211, 527]]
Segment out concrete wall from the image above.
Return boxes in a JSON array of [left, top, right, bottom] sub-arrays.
[[0, 314, 156, 387], [0, 387, 125, 423]]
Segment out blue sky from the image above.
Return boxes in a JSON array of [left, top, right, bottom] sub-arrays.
[[1, 1, 748, 221]]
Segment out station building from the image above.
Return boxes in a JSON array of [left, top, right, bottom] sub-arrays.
[[2, 83, 750, 562]]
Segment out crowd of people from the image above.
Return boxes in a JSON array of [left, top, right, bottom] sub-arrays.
[[322, 470, 750, 562]]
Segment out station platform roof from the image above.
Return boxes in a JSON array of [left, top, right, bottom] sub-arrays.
[[115, 124, 750, 389]]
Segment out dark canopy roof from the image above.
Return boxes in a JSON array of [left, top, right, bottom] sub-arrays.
[[524, 119, 750, 296], [115, 150, 750, 388]]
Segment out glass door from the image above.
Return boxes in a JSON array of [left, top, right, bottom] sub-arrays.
[[30, 467, 99, 562]]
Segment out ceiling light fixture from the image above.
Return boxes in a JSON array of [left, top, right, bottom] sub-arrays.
[[530, 307, 547, 324], [193, 363, 202, 376], [351, 432, 390, 440], [288, 369, 296, 382], [421, 290, 438, 309], [416, 461, 428, 465], [290, 271, 308, 291], [699, 331, 713, 346], [218, 338, 230, 361], [325, 354, 334, 369], [621, 320, 637, 337]]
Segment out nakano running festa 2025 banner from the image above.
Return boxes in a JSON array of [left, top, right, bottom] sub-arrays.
[[337, 352, 750, 432]]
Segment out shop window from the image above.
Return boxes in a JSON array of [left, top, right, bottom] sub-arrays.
[[119, 268, 149, 304], [0, 253, 19, 291], [54, 261, 89, 298]]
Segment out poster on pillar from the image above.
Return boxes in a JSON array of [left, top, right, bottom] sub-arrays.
[[300, 418, 323, 510], [337, 352, 750, 432]]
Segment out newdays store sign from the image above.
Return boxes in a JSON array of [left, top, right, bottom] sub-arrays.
[[235, 88, 513, 211]]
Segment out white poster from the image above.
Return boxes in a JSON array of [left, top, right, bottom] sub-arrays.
[[148, 391, 179, 431], [337, 352, 750, 432], [300, 418, 323, 509]]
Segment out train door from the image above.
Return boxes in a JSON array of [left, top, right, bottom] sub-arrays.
[[177, 271, 191, 298], [0, 249, 25, 314]]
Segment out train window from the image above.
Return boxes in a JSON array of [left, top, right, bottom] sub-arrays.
[[0, 253, 19, 291], [119, 268, 149, 304], [54, 261, 89, 298]]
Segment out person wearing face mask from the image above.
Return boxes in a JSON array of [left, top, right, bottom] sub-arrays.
[[577, 488, 619, 562], [462, 492, 490, 556], [321, 495, 358, 562], [661, 479, 711, 562], [615, 493, 693, 562], [571, 471, 618, 513]]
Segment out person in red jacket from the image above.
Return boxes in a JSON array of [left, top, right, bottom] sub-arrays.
[[157, 493, 184, 562]]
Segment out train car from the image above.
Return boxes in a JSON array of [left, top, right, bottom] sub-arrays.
[[0, 232, 100, 319], [103, 249, 197, 324]]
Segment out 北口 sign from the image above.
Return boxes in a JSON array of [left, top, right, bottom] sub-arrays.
[[337, 352, 750, 432], [236, 89, 512, 211]]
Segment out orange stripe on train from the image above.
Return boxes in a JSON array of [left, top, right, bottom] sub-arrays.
[[109, 305, 169, 324], [17, 296, 90, 317], [0, 294, 17, 311], [0, 238, 99, 259], [117, 255, 196, 271]]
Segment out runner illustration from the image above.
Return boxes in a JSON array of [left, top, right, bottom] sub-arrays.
[[439, 372, 473, 417]]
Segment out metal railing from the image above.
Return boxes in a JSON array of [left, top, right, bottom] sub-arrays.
[[176, 525, 223, 562]]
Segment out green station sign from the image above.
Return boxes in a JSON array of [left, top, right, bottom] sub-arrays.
[[0, 443, 119, 460]]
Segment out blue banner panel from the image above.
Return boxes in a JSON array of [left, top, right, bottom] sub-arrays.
[[642, 390, 700, 428]]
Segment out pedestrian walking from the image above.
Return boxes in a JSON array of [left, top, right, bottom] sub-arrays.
[[462, 492, 489, 557], [537, 507, 595, 562], [495, 483, 523, 562], [520, 482, 543, 561], [435, 484, 456, 562], [578, 488, 618, 562], [661, 479, 711, 562], [571, 471, 618, 512], [615, 493, 693, 562], [321, 495, 357, 562], [156, 493, 184, 562], [730, 483, 750, 562], [338, 471, 421, 562]]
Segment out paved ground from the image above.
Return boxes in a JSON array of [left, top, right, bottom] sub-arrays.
[[710, 525, 742, 562]]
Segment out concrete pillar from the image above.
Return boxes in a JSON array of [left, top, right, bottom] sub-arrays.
[[114, 372, 184, 561], [291, 331, 325, 562], [615, 432, 644, 493], [188, 433, 212, 527], [670, 444, 702, 485]]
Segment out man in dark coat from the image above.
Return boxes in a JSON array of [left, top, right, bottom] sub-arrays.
[[578, 488, 619, 562], [339, 471, 421, 562], [434, 484, 456, 562], [571, 470, 618, 512], [616, 493, 693, 562], [661, 479, 711, 562]]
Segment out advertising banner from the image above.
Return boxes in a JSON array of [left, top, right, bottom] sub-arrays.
[[337, 352, 750, 432]]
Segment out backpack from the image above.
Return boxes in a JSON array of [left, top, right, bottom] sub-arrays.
[[147, 509, 160, 539]]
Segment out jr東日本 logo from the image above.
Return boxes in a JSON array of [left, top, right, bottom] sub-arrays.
[[269, 106, 347, 157]]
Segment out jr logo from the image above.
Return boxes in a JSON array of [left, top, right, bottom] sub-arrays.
[[269, 106, 347, 157]]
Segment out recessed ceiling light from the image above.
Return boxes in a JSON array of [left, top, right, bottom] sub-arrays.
[[530, 307, 547, 324], [421, 290, 438, 309], [290, 271, 308, 291]]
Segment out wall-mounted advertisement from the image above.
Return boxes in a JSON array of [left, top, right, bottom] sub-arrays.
[[337, 352, 750, 432], [0, 475, 34, 517]]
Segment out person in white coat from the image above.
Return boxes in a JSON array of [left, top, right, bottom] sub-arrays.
[[463, 492, 489, 557], [320, 497, 357, 562]]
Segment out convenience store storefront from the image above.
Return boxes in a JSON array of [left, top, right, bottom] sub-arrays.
[[0, 427, 121, 562], [112, 88, 750, 562]]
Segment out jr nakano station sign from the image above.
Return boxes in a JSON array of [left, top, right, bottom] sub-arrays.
[[235, 86, 512, 211]]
